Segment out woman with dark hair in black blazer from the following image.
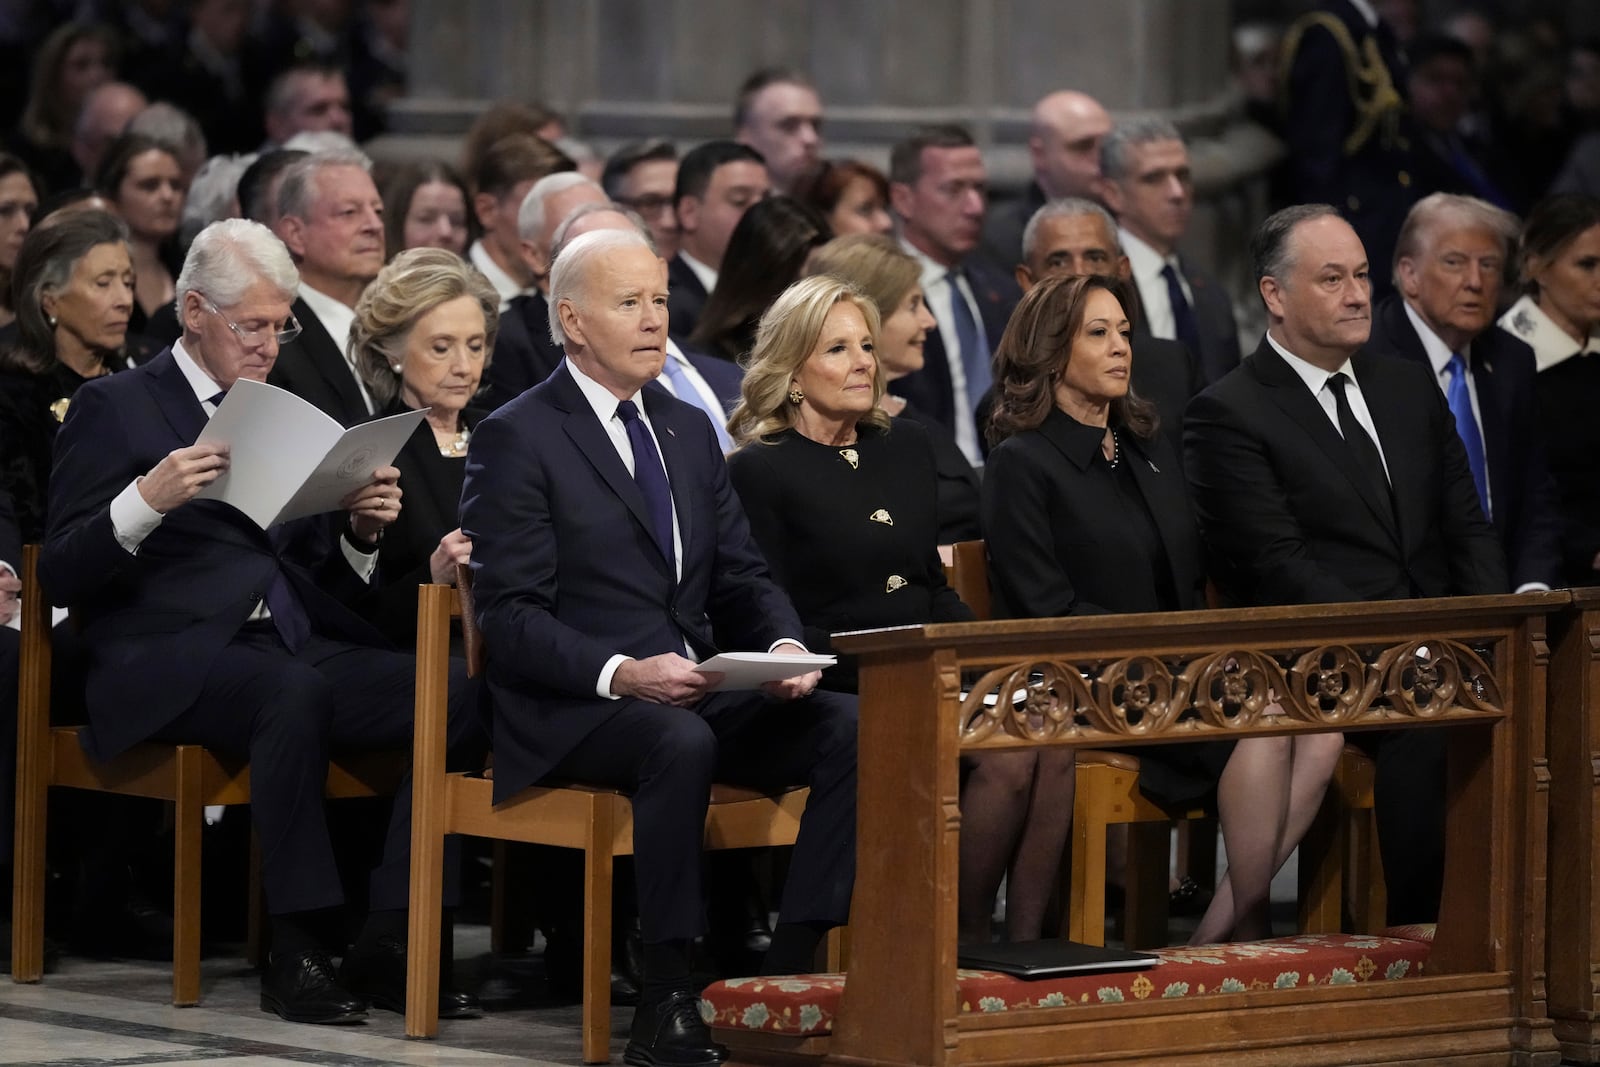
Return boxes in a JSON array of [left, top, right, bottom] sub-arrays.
[[982, 273, 1341, 944]]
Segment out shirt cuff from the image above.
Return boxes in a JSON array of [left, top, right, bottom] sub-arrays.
[[1514, 582, 1551, 594], [111, 479, 165, 553], [0, 560, 14, 578], [597, 654, 628, 699], [341, 534, 379, 582], [768, 639, 809, 654]]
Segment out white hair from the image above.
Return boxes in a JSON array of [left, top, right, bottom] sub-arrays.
[[276, 148, 372, 221], [547, 228, 652, 348], [176, 218, 299, 311], [1021, 197, 1122, 265], [517, 172, 602, 241], [180, 152, 256, 249], [549, 202, 657, 265]]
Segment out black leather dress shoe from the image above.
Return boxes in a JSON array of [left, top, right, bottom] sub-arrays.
[[624, 990, 729, 1067], [260, 949, 369, 1024], [341, 933, 480, 1019]]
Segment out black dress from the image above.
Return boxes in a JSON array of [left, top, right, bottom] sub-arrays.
[[896, 398, 982, 544], [982, 407, 1229, 808], [728, 418, 973, 693], [0, 356, 129, 543], [358, 401, 483, 646]]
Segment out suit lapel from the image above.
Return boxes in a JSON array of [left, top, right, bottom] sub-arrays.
[[646, 392, 694, 573], [1348, 354, 1409, 547], [141, 349, 208, 444], [1123, 436, 1194, 596], [550, 367, 674, 577], [1252, 342, 1401, 545], [1468, 338, 1509, 528], [294, 298, 368, 421]]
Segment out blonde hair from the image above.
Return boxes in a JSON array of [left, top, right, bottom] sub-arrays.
[[727, 274, 889, 447], [804, 233, 921, 328], [352, 247, 500, 407]]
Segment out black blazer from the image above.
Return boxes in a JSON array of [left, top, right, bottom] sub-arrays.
[[480, 293, 564, 411], [1184, 259, 1243, 385], [666, 254, 709, 343], [39, 348, 386, 760], [1131, 329, 1204, 452], [727, 421, 972, 691], [359, 403, 483, 645], [897, 400, 981, 543], [459, 362, 804, 800], [1183, 338, 1509, 606], [1366, 296, 1562, 589], [889, 255, 1021, 437], [267, 297, 371, 427], [982, 408, 1205, 618]]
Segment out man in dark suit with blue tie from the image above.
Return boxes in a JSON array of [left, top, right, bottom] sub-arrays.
[[887, 125, 1021, 465], [1185, 204, 1507, 925], [460, 228, 855, 1067], [40, 219, 481, 1025], [1367, 192, 1562, 590]]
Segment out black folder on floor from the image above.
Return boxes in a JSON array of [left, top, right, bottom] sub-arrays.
[[957, 939, 1160, 979]]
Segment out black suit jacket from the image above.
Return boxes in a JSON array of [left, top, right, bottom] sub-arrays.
[[983, 408, 1206, 618], [481, 293, 565, 410], [267, 298, 371, 428], [1132, 329, 1204, 451], [1365, 296, 1562, 588], [1184, 259, 1243, 385], [459, 362, 804, 800], [39, 349, 385, 760], [889, 255, 1021, 439], [979, 182, 1048, 268], [666, 255, 710, 343], [1183, 338, 1508, 606]]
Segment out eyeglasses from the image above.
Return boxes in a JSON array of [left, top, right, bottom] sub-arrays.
[[200, 297, 302, 346]]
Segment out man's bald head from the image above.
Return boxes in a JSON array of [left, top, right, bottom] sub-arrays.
[[1028, 90, 1112, 200]]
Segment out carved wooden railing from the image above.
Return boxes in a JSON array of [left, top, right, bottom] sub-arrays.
[[831, 593, 1564, 1067]]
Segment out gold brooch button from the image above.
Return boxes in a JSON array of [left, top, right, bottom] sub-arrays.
[[869, 509, 893, 526], [839, 448, 859, 469], [49, 397, 71, 423], [885, 575, 907, 592]]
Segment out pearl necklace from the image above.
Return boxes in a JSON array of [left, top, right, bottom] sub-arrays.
[[439, 427, 471, 458], [1104, 429, 1121, 470]]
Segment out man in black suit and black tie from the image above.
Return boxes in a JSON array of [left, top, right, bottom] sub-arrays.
[[461, 228, 855, 1067], [1184, 204, 1508, 924], [667, 141, 770, 344], [40, 219, 482, 1023], [1367, 192, 1563, 591], [888, 125, 1021, 466], [267, 150, 384, 426], [1015, 197, 1203, 445], [1098, 118, 1241, 386]]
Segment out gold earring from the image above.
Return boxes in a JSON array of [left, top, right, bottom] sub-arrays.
[[788, 387, 804, 404]]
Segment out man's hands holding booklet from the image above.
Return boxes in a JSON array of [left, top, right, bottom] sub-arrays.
[[610, 643, 834, 707]]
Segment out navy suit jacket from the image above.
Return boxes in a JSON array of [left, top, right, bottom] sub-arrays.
[[889, 255, 1021, 439], [267, 297, 370, 427], [459, 362, 802, 801], [666, 254, 710, 343], [480, 292, 564, 410], [1183, 259, 1242, 385], [1365, 296, 1562, 589], [39, 349, 383, 760], [1184, 338, 1508, 606]]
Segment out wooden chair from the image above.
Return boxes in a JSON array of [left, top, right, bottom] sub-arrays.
[[1296, 745, 1386, 934], [405, 572, 837, 1063], [10, 545, 404, 1004]]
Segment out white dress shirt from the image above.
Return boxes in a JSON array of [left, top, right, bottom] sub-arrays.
[[901, 238, 985, 465], [656, 340, 734, 452], [1266, 330, 1392, 480], [564, 357, 801, 697], [297, 282, 375, 414], [109, 341, 378, 592], [1121, 228, 1191, 344], [677, 250, 719, 296], [469, 239, 529, 312]]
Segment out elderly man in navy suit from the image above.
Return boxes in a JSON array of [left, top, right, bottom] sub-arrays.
[[1366, 192, 1562, 591], [461, 228, 856, 1067], [41, 218, 481, 1025]]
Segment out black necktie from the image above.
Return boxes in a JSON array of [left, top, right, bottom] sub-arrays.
[[264, 526, 310, 653], [616, 400, 675, 566], [1326, 372, 1395, 519], [1160, 262, 1202, 358]]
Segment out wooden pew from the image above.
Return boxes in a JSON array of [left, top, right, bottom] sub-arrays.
[[1548, 589, 1600, 1063], [814, 594, 1561, 1067]]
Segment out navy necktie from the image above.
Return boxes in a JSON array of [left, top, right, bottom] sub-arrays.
[[1445, 352, 1490, 519], [1160, 262, 1203, 358], [264, 526, 310, 653], [946, 270, 991, 407], [617, 400, 675, 566]]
